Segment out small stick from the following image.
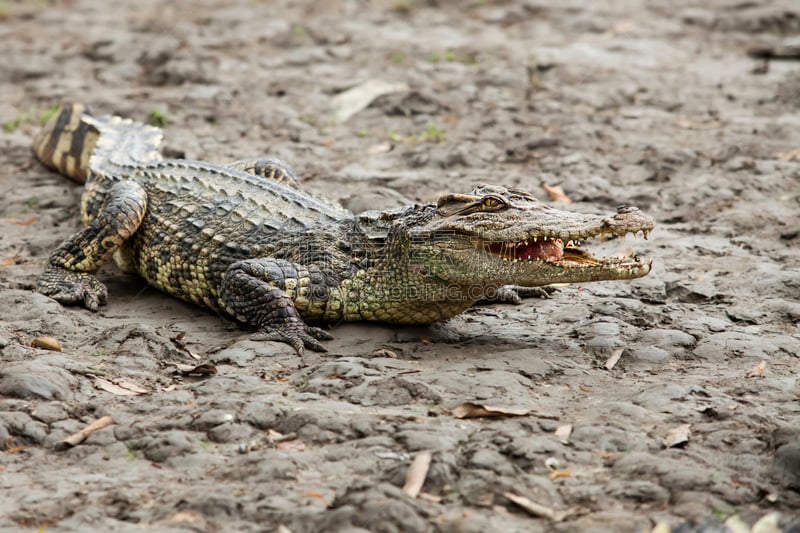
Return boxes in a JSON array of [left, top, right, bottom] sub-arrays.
[[58, 416, 115, 450], [402, 451, 432, 498]]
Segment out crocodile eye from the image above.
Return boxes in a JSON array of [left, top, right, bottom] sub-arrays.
[[482, 197, 505, 209]]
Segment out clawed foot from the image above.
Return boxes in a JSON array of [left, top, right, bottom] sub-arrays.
[[484, 285, 557, 305], [251, 322, 333, 355], [37, 266, 108, 311]]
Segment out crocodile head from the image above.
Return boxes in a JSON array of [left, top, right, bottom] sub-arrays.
[[406, 184, 654, 292]]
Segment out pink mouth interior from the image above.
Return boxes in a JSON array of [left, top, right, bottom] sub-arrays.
[[485, 238, 563, 262]]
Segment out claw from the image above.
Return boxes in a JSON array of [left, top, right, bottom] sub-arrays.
[[307, 326, 334, 341], [481, 284, 557, 304], [37, 267, 108, 311], [252, 323, 331, 355]]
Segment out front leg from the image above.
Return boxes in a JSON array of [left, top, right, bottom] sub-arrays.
[[219, 258, 333, 355], [37, 181, 148, 310], [482, 285, 557, 305]]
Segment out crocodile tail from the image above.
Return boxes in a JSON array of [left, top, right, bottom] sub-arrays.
[[33, 104, 163, 185], [33, 104, 99, 185]]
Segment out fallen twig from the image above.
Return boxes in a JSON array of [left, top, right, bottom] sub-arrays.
[[604, 348, 624, 370], [504, 492, 570, 521], [57, 416, 115, 450], [402, 451, 432, 498]]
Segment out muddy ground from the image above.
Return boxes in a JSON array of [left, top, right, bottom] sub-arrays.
[[1, 0, 799, 531]]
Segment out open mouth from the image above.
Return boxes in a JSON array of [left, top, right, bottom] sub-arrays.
[[483, 236, 566, 262], [479, 231, 650, 267]]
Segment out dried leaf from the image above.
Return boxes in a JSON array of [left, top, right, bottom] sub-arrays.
[[548, 470, 572, 481], [8, 217, 37, 225], [663, 423, 691, 448], [94, 377, 148, 396], [503, 492, 568, 521], [604, 348, 624, 370], [167, 511, 204, 524], [266, 429, 286, 442], [301, 490, 326, 500], [542, 183, 572, 203], [0, 257, 18, 266], [174, 362, 217, 376], [555, 424, 572, 444], [115, 380, 150, 394], [402, 451, 432, 498], [276, 439, 306, 452], [31, 336, 62, 352], [330, 79, 409, 122], [746, 360, 766, 378], [170, 332, 203, 360], [452, 402, 531, 419], [371, 348, 398, 358], [775, 148, 800, 162]]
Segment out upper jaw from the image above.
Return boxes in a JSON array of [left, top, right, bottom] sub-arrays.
[[502, 205, 655, 243], [467, 205, 654, 258]]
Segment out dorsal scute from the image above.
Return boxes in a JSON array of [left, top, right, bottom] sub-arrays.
[[82, 113, 163, 172]]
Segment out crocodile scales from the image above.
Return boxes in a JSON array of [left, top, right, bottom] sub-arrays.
[[33, 104, 655, 354]]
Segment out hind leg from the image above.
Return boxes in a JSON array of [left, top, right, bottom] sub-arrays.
[[37, 181, 147, 310]]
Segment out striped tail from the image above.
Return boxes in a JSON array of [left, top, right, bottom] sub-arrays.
[[33, 104, 99, 185], [33, 104, 163, 185]]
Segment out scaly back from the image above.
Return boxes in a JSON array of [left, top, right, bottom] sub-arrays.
[[33, 104, 163, 184]]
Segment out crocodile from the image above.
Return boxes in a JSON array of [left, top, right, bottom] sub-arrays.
[[33, 104, 655, 354]]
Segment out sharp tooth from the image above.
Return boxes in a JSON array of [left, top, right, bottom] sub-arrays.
[[532, 236, 537, 242], [524, 240, 528, 245]]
